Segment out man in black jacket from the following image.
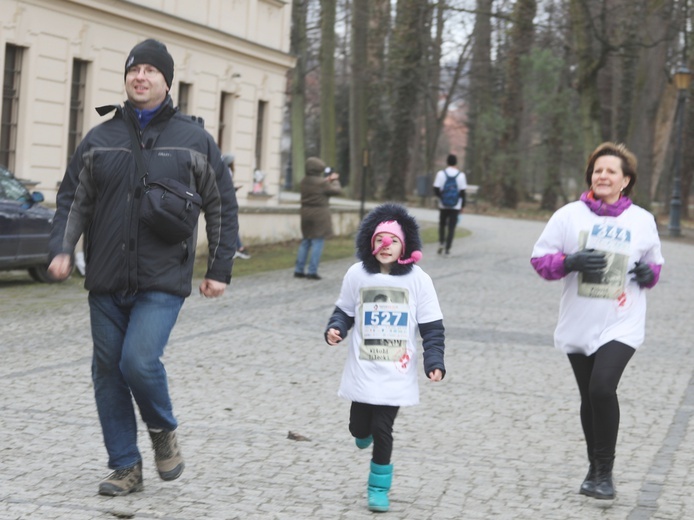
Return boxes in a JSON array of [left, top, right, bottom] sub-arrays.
[[48, 39, 238, 496]]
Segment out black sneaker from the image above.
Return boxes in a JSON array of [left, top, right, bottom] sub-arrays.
[[149, 429, 184, 481], [294, 272, 306, 278], [306, 274, 322, 280], [98, 462, 143, 496]]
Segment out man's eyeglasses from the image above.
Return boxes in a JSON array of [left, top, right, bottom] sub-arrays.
[[126, 65, 161, 78]]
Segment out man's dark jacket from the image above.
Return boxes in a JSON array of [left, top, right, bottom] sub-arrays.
[[50, 96, 238, 297]]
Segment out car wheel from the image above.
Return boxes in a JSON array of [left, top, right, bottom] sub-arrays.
[[28, 263, 73, 283]]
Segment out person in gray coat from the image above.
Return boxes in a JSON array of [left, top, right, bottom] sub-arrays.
[[294, 157, 342, 280]]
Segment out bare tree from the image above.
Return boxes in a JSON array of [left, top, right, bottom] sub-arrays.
[[385, 0, 428, 200], [568, 0, 678, 206], [285, 0, 689, 217], [319, 0, 337, 166], [422, 2, 471, 174], [622, 0, 676, 207], [365, 0, 392, 199], [349, 0, 369, 199], [466, 0, 496, 192], [569, 0, 609, 159], [290, 0, 308, 186], [495, 0, 537, 208]]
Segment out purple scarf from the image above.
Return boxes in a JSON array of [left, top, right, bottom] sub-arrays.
[[579, 190, 632, 217]]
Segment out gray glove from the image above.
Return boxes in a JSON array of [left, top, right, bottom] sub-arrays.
[[629, 262, 655, 287], [564, 249, 607, 274]]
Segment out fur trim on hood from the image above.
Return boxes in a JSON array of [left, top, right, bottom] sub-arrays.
[[356, 203, 423, 275]]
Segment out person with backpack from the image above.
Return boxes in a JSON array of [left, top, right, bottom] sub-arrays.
[[432, 154, 467, 255]]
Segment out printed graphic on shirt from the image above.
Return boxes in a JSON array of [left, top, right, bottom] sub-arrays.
[[359, 287, 409, 363], [614, 284, 635, 312], [577, 224, 630, 299]]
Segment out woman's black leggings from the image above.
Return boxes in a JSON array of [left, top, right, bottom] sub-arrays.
[[349, 402, 399, 465], [568, 340, 635, 460]]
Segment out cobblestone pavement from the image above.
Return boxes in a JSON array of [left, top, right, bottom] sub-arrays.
[[1, 209, 693, 520]]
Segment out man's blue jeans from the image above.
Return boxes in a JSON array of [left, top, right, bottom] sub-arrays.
[[89, 291, 184, 470], [295, 238, 325, 276]]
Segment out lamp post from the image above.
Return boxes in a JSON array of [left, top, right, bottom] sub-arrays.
[[669, 66, 692, 237]]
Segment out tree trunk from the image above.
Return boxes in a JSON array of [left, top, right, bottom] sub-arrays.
[[290, 0, 307, 187], [496, 0, 537, 208], [424, 2, 469, 175], [467, 0, 496, 194], [541, 106, 566, 211], [624, 0, 674, 208], [319, 0, 337, 167], [385, 0, 428, 201], [423, 1, 443, 175], [349, 0, 369, 199], [366, 0, 391, 199], [569, 0, 606, 159]]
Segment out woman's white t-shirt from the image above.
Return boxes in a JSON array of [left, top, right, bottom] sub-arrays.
[[532, 201, 664, 355], [335, 263, 443, 406]]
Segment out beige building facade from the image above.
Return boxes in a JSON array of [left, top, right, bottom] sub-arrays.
[[0, 0, 293, 222]]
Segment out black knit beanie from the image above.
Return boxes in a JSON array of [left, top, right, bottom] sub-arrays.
[[124, 39, 174, 88]]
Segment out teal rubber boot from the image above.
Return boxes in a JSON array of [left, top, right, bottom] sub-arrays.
[[355, 435, 373, 449], [368, 461, 393, 512]]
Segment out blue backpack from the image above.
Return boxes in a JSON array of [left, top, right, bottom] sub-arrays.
[[441, 170, 461, 207]]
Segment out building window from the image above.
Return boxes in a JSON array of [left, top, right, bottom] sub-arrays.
[[255, 100, 267, 170], [67, 59, 88, 164], [1, 44, 23, 170], [177, 82, 191, 114], [218, 92, 234, 151]]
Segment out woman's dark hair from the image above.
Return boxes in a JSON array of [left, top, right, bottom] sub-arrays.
[[584, 142, 638, 197]]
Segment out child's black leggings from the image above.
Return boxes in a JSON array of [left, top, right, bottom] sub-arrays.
[[349, 402, 399, 465], [568, 340, 635, 460]]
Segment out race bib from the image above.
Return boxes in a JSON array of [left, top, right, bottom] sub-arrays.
[[359, 287, 409, 362], [578, 224, 630, 299]]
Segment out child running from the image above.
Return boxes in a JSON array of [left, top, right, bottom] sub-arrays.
[[325, 203, 446, 512]]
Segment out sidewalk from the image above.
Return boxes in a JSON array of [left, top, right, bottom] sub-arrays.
[[1, 211, 693, 519]]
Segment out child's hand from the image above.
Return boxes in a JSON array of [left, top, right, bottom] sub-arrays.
[[428, 369, 443, 382], [326, 328, 342, 345]]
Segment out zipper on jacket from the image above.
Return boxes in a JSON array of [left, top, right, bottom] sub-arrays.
[[124, 109, 144, 294]]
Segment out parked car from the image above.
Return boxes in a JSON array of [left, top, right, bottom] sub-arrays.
[[0, 166, 69, 282]]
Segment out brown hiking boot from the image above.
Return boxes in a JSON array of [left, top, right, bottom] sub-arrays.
[[98, 462, 143, 496], [148, 429, 184, 481]]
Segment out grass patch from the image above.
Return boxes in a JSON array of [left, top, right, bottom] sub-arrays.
[[196, 224, 469, 279], [470, 201, 554, 221]]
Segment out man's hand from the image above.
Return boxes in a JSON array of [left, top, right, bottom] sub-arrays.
[[564, 249, 607, 274], [199, 279, 227, 298], [48, 254, 72, 281]]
